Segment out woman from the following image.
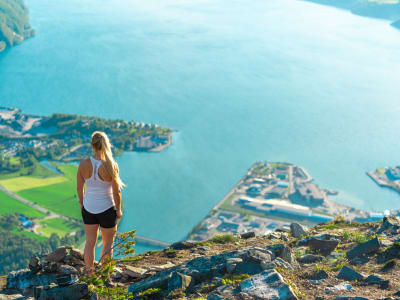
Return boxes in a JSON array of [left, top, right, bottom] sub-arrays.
[[77, 131, 125, 271]]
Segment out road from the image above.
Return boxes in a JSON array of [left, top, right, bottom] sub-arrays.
[[0, 184, 72, 221]]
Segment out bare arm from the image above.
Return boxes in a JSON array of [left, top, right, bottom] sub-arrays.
[[77, 162, 85, 208], [112, 179, 122, 218]]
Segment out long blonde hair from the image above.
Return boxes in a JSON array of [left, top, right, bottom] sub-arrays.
[[91, 131, 125, 188]]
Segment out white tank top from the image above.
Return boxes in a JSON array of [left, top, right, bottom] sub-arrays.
[[83, 157, 115, 214]]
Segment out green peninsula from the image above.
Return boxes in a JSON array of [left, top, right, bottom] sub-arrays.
[[0, 0, 35, 52]]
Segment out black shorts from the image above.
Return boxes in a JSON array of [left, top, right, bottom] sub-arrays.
[[81, 206, 117, 228]]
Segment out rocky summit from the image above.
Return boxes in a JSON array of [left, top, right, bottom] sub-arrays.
[[2, 217, 400, 299]]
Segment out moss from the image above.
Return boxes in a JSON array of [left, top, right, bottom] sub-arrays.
[[208, 233, 239, 244]]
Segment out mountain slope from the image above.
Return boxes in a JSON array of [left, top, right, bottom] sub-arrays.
[[0, 0, 34, 52]]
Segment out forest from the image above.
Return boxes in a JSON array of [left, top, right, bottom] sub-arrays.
[[0, 214, 85, 274], [0, 0, 34, 51]]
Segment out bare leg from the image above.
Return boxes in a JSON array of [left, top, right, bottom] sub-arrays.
[[84, 224, 99, 270], [99, 225, 117, 264]]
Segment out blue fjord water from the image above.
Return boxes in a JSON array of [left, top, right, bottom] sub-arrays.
[[1, 0, 400, 253]]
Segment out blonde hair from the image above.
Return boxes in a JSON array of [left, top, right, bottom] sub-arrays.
[[91, 131, 125, 188]]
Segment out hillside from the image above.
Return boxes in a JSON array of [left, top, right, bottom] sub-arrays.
[[0, 0, 34, 52], [304, 0, 400, 28], [2, 216, 400, 299]]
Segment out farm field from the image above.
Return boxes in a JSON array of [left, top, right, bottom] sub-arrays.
[[0, 176, 67, 192], [37, 218, 81, 238], [0, 190, 46, 218], [17, 164, 80, 219]]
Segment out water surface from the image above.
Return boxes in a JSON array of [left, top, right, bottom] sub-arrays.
[[1, 0, 400, 249]]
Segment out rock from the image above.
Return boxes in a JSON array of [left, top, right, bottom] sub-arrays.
[[241, 231, 256, 239], [349, 256, 369, 266], [151, 262, 175, 272], [240, 269, 298, 300], [7, 269, 57, 290], [309, 279, 324, 285], [123, 266, 147, 278], [70, 248, 84, 260], [0, 292, 33, 299], [268, 232, 281, 240], [308, 270, 328, 280], [280, 245, 296, 264], [325, 282, 352, 294], [334, 297, 369, 300], [366, 274, 383, 285], [337, 266, 364, 281], [274, 258, 294, 270], [245, 249, 272, 264], [297, 254, 324, 264], [28, 257, 41, 274], [58, 265, 78, 275], [226, 258, 243, 274], [346, 237, 381, 260], [64, 254, 85, 266], [171, 241, 196, 250], [33, 282, 88, 300], [45, 246, 70, 263], [233, 262, 263, 275], [42, 262, 58, 273], [198, 246, 210, 251], [111, 267, 123, 281], [290, 223, 309, 238], [128, 268, 175, 295], [308, 236, 339, 256], [378, 216, 400, 235], [207, 285, 237, 300], [168, 272, 193, 292], [377, 243, 400, 264], [55, 274, 78, 287], [260, 261, 275, 270]]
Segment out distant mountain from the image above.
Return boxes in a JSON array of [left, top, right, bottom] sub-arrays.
[[0, 0, 34, 53], [304, 0, 400, 29]]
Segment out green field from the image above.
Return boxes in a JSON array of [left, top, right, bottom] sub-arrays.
[[0, 161, 59, 180], [0, 176, 67, 192], [18, 164, 81, 219], [0, 190, 46, 218], [37, 218, 81, 238]]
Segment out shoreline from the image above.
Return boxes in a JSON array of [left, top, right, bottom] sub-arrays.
[[187, 161, 374, 242]]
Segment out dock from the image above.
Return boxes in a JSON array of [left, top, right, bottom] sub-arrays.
[[135, 235, 171, 248]]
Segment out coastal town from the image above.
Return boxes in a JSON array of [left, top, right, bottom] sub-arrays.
[[367, 166, 400, 194], [188, 161, 382, 241]]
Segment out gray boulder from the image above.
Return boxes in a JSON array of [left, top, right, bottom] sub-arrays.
[[168, 272, 193, 292], [241, 232, 256, 239], [297, 254, 324, 264], [33, 282, 88, 300], [7, 270, 57, 290], [337, 266, 364, 281], [377, 216, 400, 235], [290, 223, 309, 238], [308, 236, 339, 256], [346, 237, 380, 260], [240, 270, 298, 299]]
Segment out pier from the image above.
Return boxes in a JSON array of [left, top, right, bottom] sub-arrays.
[[135, 235, 171, 248]]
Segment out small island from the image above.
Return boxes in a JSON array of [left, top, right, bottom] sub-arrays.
[[188, 161, 378, 241], [0, 0, 35, 53], [367, 166, 400, 193], [0, 107, 172, 273]]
